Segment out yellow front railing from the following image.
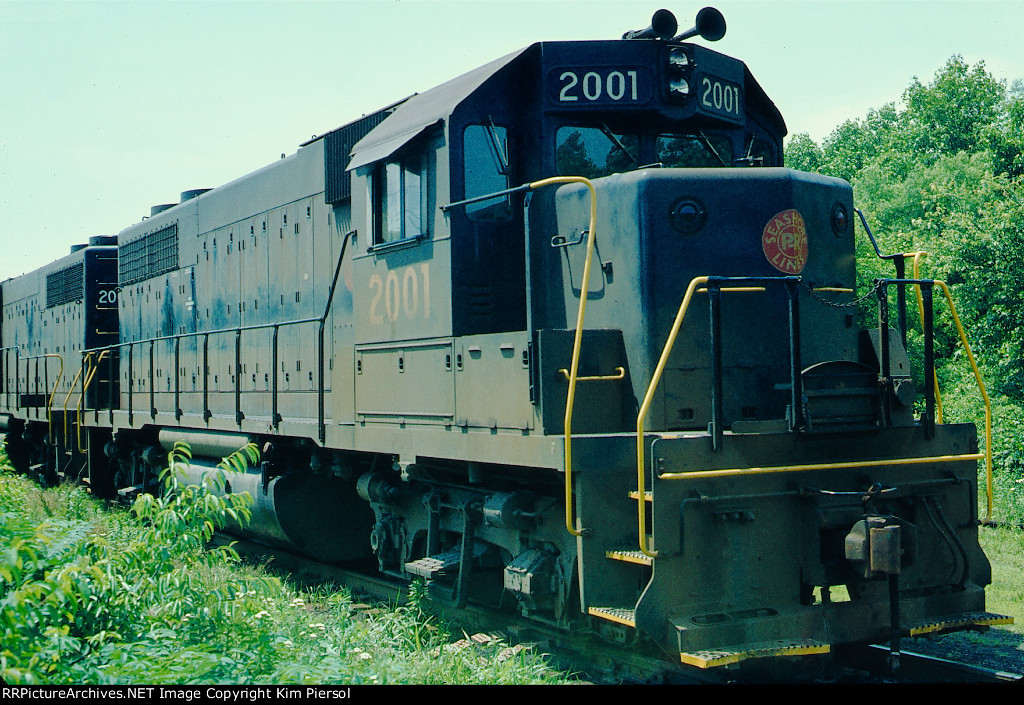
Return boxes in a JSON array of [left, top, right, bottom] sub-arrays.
[[634, 276, 708, 557], [931, 279, 994, 522], [634, 268, 997, 556], [559, 366, 625, 382], [902, 252, 993, 522], [657, 453, 986, 482]]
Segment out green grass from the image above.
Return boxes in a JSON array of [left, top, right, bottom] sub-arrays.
[[980, 526, 1024, 634], [0, 444, 572, 685], [4, 438, 1021, 682], [904, 526, 1024, 674]]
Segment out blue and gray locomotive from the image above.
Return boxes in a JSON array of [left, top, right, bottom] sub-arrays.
[[1, 8, 1009, 672]]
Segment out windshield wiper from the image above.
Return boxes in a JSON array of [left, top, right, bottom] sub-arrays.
[[734, 135, 764, 166], [484, 116, 509, 176], [600, 122, 638, 166], [697, 131, 728, 167]]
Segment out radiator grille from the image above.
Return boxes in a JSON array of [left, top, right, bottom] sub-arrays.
[[46, 262, 84, 308], [324, 108, 391, 204], [119, 222, 179, 286]]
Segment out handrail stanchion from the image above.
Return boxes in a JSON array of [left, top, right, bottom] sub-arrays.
[[523, 176, 597, 538], [921, 282, 935, 439], [934, 280, 994, 523], [443, 176, 598, 538], [636, 276, 708, 558]]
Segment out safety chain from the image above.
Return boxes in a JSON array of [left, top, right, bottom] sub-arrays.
[[798, 279, 884, 309]]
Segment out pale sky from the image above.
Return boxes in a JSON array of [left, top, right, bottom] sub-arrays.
[[2, 0, 1022, 281]]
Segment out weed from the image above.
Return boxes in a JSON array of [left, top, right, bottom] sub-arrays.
[[0, 443, 569, 684]]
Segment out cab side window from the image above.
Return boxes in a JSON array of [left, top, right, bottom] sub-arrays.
[[373, 152, 429, 245], [464, 124, 511, 222]]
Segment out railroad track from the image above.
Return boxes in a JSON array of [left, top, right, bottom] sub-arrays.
[[833, 644, 1023, 684], [217, 534, 1022, 685]]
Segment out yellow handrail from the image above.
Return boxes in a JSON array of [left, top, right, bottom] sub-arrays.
[[905, 253, 993, 523], [559, 366, 625, 381], [43, 354, 64, 450], [526, 176, 598, 538], [61, 352, 91, 451], [77, 350, 109, 452], [658, 452, 985, 481], [697, 286, 766, 294], [635, 276, 709, 557], [935, 280, 994, 522]]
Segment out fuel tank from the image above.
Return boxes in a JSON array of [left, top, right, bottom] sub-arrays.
[[173, 456, 374, 564]]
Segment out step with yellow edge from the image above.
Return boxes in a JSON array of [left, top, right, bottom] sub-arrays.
[[588, 606, 636, 628], [605, 549, 654, 566], [680, 639, 830, 669], [906, 611, 1014, 636]]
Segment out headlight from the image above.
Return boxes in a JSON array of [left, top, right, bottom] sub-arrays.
[[669, 77, 690, 97], [665, 47, 693, 102], [670, 198, 707, 234], [667, 47, 690, 69]]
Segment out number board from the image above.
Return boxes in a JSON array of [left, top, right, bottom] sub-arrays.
[[548, 67, 653, 107], [694, 72, 744, 123]]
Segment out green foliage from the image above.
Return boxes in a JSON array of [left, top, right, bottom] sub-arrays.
[[980, 526, 1024, 626], [0, 446, 569, 684], [785, 56, 1024, 523], [0, 443, 279, 684], [783, 132, 821, 172], [902, 57, 1005, 160], [990, 79, 1024, 178], [266, 584, 563, 685]]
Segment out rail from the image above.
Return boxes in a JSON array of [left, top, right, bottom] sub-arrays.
[[77, 351, 109, 452], [0, 351, 64, 462], [910, 253, 944, 423], [43, 354, 63, 451], [657, 453, 986, 482], [937, 287, 994, 521], [62, 353, 90, 451], [634, 275, 703, 557], [909, 271, 994, 523], [86, 316, 318, 426], [0, 346, 17, 415], [637, 272, 996, 556], [858, 209, 911, 344], [3, 347, 106, 453], [559, 367, 625, 382]]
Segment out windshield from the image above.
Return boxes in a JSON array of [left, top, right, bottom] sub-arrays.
[[555, 126, 736, 179]]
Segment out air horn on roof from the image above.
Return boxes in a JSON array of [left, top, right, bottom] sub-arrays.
[[623, 7, 726, 42]]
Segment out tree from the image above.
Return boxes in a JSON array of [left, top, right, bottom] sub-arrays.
[[900, 56, 1005, 161], [784, 132, 821, 172], [988, 78, 1024, 178], [555, 130, 599, 179]]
